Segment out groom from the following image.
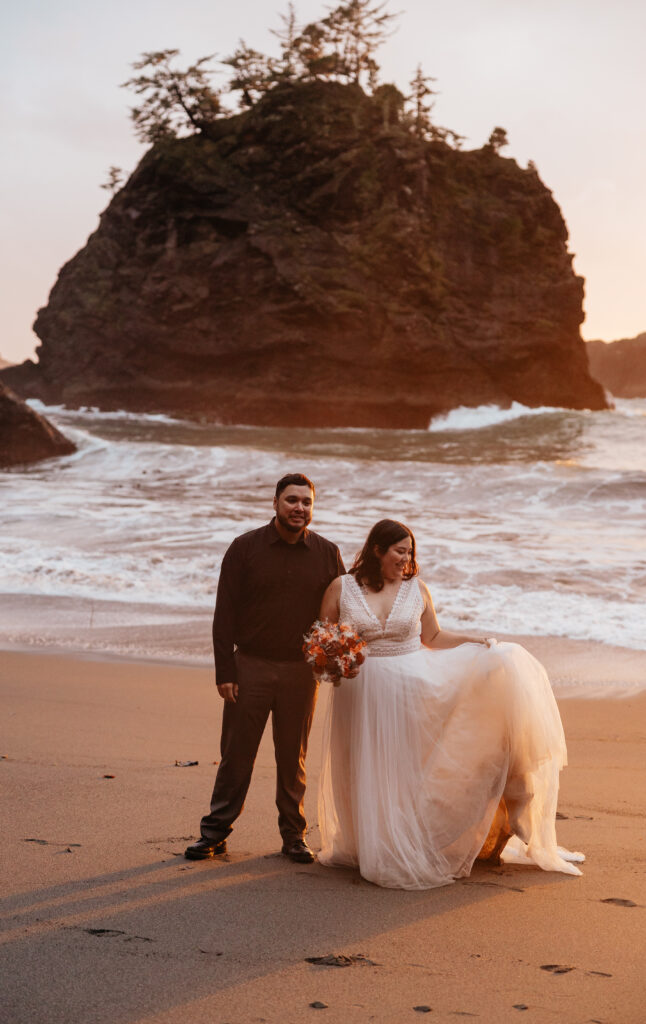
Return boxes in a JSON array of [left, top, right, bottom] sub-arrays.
[[185, 473, 345, 863]]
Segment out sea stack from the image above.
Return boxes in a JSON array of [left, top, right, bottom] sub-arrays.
[[587, 333, 646, 398], [2, 81, 607, 427]]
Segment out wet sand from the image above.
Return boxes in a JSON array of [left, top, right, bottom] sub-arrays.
[[1, 645, 645, 1023]]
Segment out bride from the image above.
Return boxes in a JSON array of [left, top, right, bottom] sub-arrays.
[[317, 519, 584, 890]]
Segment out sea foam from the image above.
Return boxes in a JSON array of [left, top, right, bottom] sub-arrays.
[[428, 402, 566, 432]]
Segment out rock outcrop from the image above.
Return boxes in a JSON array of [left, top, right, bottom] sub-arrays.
[[0, 383, 76, 468], [587, 334, 646, 398], [2, 81, 607, 427]]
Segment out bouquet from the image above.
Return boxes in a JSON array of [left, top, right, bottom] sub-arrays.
[[303, 620, 366, 685]]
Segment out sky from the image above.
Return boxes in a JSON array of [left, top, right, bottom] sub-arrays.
[[1, 0, 645, 364]]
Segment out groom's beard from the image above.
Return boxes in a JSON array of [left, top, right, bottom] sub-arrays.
[[276, 509, 312, 533]]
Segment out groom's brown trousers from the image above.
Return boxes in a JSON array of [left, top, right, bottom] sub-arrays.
[[200, 651, 319, 844]]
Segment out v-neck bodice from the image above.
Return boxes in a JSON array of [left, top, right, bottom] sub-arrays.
[[339, 574, 424, 656]]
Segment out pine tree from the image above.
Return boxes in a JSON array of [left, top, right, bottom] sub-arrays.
[[372, 82, 405, 128], [319, 0, 399, 88], [292, 21, 339, 80], [271, 2, 301, 80], [408, 64, 437, 138], [100, 166, 124, 195], [222, 42, 279, 108], [122, 50, 220, 143], [486, 126, 509, 153]]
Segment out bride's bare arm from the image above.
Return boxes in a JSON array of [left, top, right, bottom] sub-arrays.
[[319, 576, 343, 623], [418, 580, 493, 648]]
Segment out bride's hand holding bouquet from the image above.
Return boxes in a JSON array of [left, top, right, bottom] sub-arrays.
[[302, 620, 366, 685]]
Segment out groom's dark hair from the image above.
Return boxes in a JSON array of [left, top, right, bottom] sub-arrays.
[[275, 473, 316, 498]]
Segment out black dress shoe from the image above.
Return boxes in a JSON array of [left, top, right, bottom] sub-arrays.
[[281, 838, 315, 863], [184, 837, 227, 860]]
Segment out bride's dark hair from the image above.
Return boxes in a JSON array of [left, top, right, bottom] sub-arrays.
[[350, 519, 418, 592]]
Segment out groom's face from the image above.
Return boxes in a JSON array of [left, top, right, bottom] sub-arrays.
[[273, 485, 314, 533]]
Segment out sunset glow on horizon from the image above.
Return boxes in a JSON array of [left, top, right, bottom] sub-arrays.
[[1, 0, 644, 364]]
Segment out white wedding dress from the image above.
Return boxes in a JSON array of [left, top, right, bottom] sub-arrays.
[[317, 574, 584, 890]]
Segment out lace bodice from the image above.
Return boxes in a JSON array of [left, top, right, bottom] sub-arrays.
[[339, 574, 424, 657]]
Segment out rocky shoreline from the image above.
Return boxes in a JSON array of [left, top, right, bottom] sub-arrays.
[[0, 382, 75, 468]]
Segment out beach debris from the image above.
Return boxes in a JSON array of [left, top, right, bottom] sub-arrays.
[[574, 814, 594, 820], [413, 1007, 432, 1014], [540, 964, 575, 974], [84, 928, 126, 937], [174, 760, 199, 767], [587, 970, 612, 977], [81, 927, 153, 942], [600, 897, 637, 907], [145, 835, 193, 843], [555, 811, 568, 820], [513, 1005, 529, 1011], [309, 1003, 328, 1010], [103, 774, 115, 779], [305, 954, 377, 968], [24, 838, 81, 847]]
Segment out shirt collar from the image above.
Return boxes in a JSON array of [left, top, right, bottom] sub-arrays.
[[268, 517, 311, 547]]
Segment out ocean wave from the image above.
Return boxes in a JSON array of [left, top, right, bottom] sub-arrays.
[[611, 397, 646, 418], [428, 402, 567, 432], [26, 400, 187, 426], [2, 392, 644, 669]]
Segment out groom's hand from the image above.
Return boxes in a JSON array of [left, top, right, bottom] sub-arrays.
[[217, 682, 239, 703]]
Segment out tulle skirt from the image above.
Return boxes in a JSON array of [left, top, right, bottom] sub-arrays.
[[318, 642, 584, 890]]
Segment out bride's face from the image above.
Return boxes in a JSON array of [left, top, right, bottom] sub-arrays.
[[377, 536, 412, 581]]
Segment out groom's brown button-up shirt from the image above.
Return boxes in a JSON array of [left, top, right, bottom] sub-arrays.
[[212, 518, 345, 684]]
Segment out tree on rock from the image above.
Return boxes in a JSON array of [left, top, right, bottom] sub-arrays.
[[271, 2, 302, 80], [486, 126, 509, 153], [372, 82, 406, 128], [223, 42, 279, 108], [293, 21, 339, 80], [122, 50, 221, 142], [405, 64, 464, 147], [319, 0, 399, 88], [408, 64, 437, 138], [100, 166, 124, 195]]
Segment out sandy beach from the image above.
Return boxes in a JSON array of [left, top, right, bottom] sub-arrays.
[[2, 643, 645, 1024]]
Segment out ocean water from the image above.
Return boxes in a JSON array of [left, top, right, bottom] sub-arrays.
[[1, 398, 644, 661]]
